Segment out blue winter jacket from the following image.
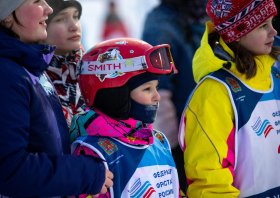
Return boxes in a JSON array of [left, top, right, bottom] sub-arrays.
[[0, 30, 105, 197], [142, 3, 205, 120]]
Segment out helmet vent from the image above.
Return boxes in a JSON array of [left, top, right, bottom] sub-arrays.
[[108, 48, 118, 51], [91, 51, 98, 56]]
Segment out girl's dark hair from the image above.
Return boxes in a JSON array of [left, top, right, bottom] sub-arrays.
[[0, 11, 23, 39], [209, 31, 280, 79]]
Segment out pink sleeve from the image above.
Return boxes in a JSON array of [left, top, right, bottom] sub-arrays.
[[222, 125, 236, 177], [73, 145, 101, 157]]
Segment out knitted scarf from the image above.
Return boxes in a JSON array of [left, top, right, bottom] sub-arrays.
[[46, 48, 84, 128]]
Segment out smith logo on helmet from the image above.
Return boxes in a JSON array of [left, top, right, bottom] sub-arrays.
[[79, 56, 148, 75]]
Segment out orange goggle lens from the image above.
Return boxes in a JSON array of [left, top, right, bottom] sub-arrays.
[[149, 47, 173, 70]]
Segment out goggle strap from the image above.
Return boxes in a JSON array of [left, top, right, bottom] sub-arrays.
[[78, 56, 148, 75]]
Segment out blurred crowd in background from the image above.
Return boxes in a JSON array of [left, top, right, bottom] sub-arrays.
[[80, 0, 159, 51]]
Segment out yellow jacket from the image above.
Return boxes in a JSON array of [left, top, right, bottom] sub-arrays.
[[183, 21, 275, 198]]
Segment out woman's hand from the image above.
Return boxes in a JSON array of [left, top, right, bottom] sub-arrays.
[[91, 169, 114, 197]]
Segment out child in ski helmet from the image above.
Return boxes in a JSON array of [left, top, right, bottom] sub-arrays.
[[178, 0, 280, 197], [70, 38, 181, 198]]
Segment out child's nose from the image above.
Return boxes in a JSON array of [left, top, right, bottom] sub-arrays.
[[271, 27, 277, 37], [153, 91, 161, 103], [69, 20, 79, 31]]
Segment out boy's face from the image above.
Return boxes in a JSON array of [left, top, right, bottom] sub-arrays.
[[44, 7, 81, 56], [130, 80, 160, 105], [238, 16, 277, 55]]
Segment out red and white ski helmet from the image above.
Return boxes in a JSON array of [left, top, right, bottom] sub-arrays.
[[77, 38, 177, 107]]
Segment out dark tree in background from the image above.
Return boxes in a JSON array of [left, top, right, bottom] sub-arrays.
[[274, 0, 280, 35]]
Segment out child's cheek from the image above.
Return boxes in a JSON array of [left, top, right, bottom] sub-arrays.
[[142, 94, 152, 105], [51, 27, 65, 42]]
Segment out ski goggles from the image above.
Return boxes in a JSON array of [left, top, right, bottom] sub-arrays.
[[77, 44, 177, 76]]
